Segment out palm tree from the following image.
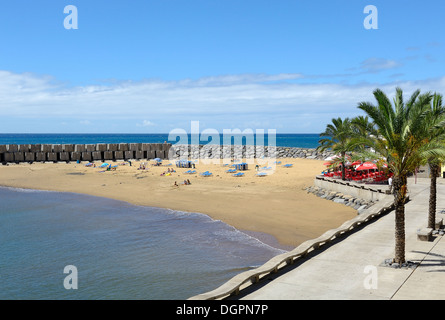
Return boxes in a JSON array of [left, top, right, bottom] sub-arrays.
[[357, 87, 434, 264], [419, 93, 445, 229], [317, 117, 354, 180]]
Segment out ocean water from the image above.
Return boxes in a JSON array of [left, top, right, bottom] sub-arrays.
[[0, 133, 316, 300], [0, 187, 285, 300], [0, 133, 321, 148]]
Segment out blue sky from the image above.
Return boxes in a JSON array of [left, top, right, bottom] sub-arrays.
[[0, 0, 444, 133]]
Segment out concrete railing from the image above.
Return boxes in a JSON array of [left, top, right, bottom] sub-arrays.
[[188, 189, 396, 300], [0, 143, 172, 164]]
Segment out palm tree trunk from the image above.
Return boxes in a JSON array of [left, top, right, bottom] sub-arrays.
[[393, 175, 407, 264], [428, 162, 438, 229]]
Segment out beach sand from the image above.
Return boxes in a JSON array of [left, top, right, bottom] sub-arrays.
[[0, 158, 356, 250]]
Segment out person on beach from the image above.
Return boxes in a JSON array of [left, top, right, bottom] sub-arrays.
[[388, 176, 393, 194], [187, 179, 191, 185]]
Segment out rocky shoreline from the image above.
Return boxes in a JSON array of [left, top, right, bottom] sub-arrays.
[[305, 185, 377, 214]]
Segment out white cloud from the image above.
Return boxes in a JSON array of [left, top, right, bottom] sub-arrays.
[[360, 58, 402, 73], [137, 120, 156, 127], [1, 70, 445, 133]]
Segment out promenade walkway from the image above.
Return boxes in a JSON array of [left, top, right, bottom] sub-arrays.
[[236, 177, 445, 300]]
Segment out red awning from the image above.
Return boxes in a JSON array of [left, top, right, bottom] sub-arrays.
[[356, 162, 377, 170]]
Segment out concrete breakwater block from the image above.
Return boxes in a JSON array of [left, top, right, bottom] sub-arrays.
[[59, 152, 70, 162], [25, 152, 35, 162], [129, 143, 141, 151], [18, 144, 30, 152], [107, 144, 118, 152], [92, 151, 103, 161], [4, 153, 14, 162], [85, 144, 95, 152], [47, 152, 58, 162], [118, 143, 129, 151], [81, 152, 92, 161], [30, 144, 42, 152], [96, 144, 107, 152], [135, 150, 145, 159], [141, 143, 152, 151], [41, 144, 52, 153], [70, 152, 81, 161], [13, 152, 25, 162], [7, 144, 18, 153], [74, 145, 86, 153], [103, 151, 114, 160], [35, 152, 47, 162], [114, 151, 124, 160], [52, 144, 63, 153], [0, 145, 7, 153], [124, 151, 134, 159], [62, 144, 74, 152], [36, 152, 46, 162]]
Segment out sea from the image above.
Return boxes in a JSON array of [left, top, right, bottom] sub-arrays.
[[0, 133, 320, 300]]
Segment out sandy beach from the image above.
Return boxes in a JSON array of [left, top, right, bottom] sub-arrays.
[[0, 158, 356, 249]]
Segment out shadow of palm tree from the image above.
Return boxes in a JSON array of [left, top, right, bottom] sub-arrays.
[[410, 250, 445, 272]]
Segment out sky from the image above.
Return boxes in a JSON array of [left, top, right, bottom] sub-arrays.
[[0, 0, 444, 134]]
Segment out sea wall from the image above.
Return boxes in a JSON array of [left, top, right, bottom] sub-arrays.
[[0, 143, 333, 164], [169, 144, 334, 160], [0, 143, 172, 164]]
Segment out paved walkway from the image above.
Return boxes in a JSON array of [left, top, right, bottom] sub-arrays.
[[236, 177, 445, 300]]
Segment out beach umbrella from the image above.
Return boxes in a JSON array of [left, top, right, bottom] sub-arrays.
[[153, 158, 162, 162], [356, 162, 377, 170], [351, 160, 361, 166]]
